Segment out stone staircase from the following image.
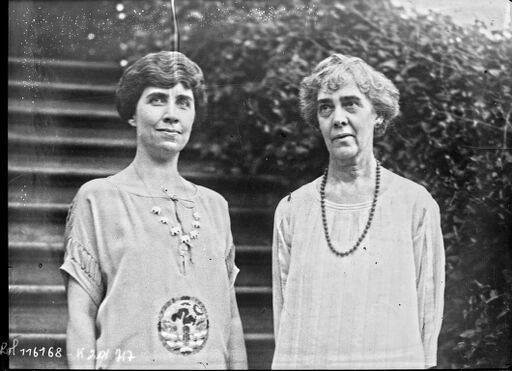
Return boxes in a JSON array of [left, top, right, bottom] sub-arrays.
[[8, 56, 286, 369]]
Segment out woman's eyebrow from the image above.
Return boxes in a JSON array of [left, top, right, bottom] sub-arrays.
[[317, 98, 333, 103], [146, 91, 168, 100], [317, 95, 362, 103], [340, 95, 362, 102], [176, 94, 193, 102]]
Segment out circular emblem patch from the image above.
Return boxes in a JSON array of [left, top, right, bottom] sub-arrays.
[[157, 296, 209, 355]]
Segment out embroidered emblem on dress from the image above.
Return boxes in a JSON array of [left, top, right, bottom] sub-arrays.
[[157, 296, 209, 355]]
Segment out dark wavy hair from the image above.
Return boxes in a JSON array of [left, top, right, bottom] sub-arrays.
[[299, 53, 400, 135], [115, 51, 207, 124]]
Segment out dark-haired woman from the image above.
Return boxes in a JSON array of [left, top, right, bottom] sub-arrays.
[[272, 54, 445, 369], [61, 51, 247, 369]]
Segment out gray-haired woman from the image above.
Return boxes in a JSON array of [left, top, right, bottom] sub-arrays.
[[272, 54, 445, 369]]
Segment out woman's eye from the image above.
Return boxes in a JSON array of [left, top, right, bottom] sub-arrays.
[[177, 98, 191, 108], [343, 101, 358, 110], [318, 104, 333, 116], [149, 97, 165, 105]]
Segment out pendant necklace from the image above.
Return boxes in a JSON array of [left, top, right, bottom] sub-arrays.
[[133, 164, 200, 275], [320, 160, 380, 257]]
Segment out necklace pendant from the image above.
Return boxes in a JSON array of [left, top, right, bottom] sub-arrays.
[[159, 217, 169, 225], [179, 243, 189, 256], [180, 234, 191, 244], [170, 225, 182, 236], [190, 230, 199, 239], [178, 243, 188, 275], [192, 221, 201, 229], [193, 212, 200, 220], [151, 206, 162, 215]]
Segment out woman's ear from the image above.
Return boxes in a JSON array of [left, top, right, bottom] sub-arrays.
[[128, 118, 136, 127], [374, 116, 386, 136]]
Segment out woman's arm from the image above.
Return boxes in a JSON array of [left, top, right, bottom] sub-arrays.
[[66, 277, 98, 369], [272, 199, 292, 340], [415, 197, 445, 368], [227, 287, 248, 369], [222, 207, 247, 369]]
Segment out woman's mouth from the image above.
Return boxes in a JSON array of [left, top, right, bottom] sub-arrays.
[[157, 128, 182, 134], [331, 133, 353, 141]]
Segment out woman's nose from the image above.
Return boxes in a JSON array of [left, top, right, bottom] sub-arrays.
[[162, 102, 179, 123], [333, 107, 348, 127]]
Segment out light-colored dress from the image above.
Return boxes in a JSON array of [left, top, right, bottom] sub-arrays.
[[272, 169, 445, 369], [60, 172, 247, 369]]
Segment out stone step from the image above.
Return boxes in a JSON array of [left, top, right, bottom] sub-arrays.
[[9, 80, 116, 103], [8, 132, 138, 166], [8, 57, 122, 85], [9, 284, 273, 334], [8, 99, 121, 133], [9, 220, 66, 245], [8, 115, 134, 143], [9, 242, 271, 287], [8, 97, 117, 121], [8, 332, 274, 369], [8, 131, 135, 151]]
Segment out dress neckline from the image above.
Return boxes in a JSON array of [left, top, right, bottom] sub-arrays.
[[105, 166, 200, 200], [310, 168, 395, 210]]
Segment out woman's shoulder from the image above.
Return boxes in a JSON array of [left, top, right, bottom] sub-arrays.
[[384, 168, 438, 208], [195, 184, 228, 207], [275, 178, 319, 215], [76, 177, 118, 198], [68, 178, 120, 217]]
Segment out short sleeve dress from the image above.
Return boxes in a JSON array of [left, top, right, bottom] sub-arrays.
[[272, 169, 445, 369], [60, 173, 245, 369]]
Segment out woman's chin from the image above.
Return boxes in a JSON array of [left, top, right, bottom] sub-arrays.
[[329, 148, 358, 162], [149, 144, 187, 160]]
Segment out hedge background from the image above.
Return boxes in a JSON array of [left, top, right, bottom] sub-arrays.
[[12, 0, 512, 368]]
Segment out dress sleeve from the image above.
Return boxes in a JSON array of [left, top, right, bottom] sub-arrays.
[[223, 202, 240, 288], [413, 195, 445, 368], [225, 239, 240, 288], [221, 199, 248, 369], [60, 188, 105, 306], [272, 197, 292, 340]]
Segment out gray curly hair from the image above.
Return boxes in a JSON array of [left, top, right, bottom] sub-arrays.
[[299, 53, 400, 135]]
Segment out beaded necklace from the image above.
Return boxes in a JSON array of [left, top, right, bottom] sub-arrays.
[[320, 160, 380, 257], [133, 164, 200, 275]]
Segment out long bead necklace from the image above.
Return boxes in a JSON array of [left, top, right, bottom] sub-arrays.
[[320, 160, 381, 257], [133, 165, 200, 275]]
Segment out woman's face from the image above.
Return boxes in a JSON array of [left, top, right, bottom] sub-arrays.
[[317, 80, 379, 162], [131, 83, 195, 159]]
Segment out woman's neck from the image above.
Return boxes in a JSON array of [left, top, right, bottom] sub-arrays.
[[328, 153, 376, 184], [130, 152, 193, 196], [323, 153, 378, 204]]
